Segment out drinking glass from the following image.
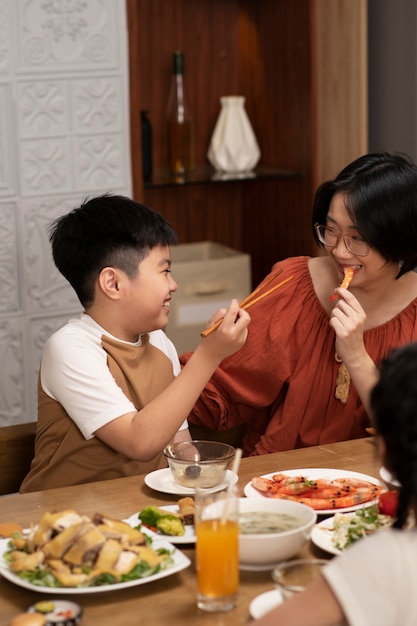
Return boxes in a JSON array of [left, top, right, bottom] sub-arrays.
[[272, 558, 328, 600], [195, 486, 239, 612]]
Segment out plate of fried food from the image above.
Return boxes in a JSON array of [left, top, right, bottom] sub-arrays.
[[124, 497, 196, 545], [244, 468, 386, 514], [0, 509, 190, 594]]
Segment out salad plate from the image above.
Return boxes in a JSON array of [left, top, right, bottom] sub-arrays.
[[244, 468, 385, 515], [311, 507, 393, 556], [0, 529, 190, 594], [125, 505, 196, 545], [249, 589, 283, 619], [144, 468, 237, 495], [310, 516, 343, 556]]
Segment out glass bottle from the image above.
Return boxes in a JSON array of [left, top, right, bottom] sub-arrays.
[[166, 51, 195, 180], [140, 110, 152, 181]]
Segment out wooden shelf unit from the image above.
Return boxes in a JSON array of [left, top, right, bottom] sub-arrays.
[[126, 0, 367, 285]]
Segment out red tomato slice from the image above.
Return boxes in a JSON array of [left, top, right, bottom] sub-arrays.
[[378, 490, 399, 517]]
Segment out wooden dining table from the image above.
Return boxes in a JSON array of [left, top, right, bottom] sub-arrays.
[[0, 437, 380, 625]]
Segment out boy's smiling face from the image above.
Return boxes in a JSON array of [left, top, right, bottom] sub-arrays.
[[101, 245, 178, 342]]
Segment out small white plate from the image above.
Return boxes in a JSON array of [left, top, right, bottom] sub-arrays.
[[244, 468, 385, 514], [379, 466, 400, 488], [144, 468, 238, 495], [249, 589, 283, 619], [125, 505, 195, 545]]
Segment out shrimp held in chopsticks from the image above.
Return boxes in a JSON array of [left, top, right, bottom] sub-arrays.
[[251, 472, 384, 510], [329, 267, 355, 301]]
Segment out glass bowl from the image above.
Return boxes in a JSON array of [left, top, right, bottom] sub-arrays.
[[163, 440, 235, 489]]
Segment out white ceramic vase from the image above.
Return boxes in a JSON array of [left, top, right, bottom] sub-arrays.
[[207, 96, 260, 173]]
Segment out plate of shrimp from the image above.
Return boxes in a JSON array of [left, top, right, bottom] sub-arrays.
[[244, 468, 386, 514]]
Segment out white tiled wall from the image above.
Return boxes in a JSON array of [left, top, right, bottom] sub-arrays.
[[0, 0, 132, 425]]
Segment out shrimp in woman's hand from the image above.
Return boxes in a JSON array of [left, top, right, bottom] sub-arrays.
[[329, 267, 355, 301]]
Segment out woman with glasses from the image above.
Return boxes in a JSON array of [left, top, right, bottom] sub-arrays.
[[181, 152, 417, 455]]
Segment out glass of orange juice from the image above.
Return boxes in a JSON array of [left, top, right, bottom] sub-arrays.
[[195, 485, 239, 611]]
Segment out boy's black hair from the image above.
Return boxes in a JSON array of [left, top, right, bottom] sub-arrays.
[[371, 343, 417, 528], [49, 194, 178, 307], [312, 152, 417, 277]]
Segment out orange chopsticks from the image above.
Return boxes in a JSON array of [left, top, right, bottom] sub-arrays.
[[200, 270, 294, 337]]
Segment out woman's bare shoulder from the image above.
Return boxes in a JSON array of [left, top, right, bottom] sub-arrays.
[[308, 256, 338, 311], [308, 255, 337, 285]]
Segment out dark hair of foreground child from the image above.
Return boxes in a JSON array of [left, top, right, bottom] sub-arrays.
[[252, 342, 417, 626]]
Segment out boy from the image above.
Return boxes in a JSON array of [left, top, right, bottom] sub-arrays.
[[21, 194, 249, 492]]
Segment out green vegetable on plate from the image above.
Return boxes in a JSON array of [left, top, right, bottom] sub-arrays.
[[139, 507, 185, 537]]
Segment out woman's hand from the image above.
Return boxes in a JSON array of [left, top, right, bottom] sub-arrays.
[[329, 289, 379, 414], [329, 288, 367, 364]]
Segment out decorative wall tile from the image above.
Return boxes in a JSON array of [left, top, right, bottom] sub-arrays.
[[0, 318, 25, 424], [72, 76, 122, 133], [0, 0, 131, 426], [74, 134, 126, 190], [22, 196, 82, 313], [0, 0, 11, 76], [0, 85, 15, 195], [20, 138, 72, 195], [17, 81, 69, 138], [17, 0, 118, 72], [0, 202, 20, 314]]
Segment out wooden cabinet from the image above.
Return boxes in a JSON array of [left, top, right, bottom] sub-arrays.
[[126, 0, 367, 286]]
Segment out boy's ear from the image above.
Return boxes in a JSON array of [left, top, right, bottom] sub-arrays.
[[98, 267, 121, 299]]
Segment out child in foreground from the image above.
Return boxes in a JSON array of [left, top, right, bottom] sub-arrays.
[[252, 342, 417, 626], [21, 194, 249, 492]]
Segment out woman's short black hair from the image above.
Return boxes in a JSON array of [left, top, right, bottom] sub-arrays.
[[312, 152, 417, 277]]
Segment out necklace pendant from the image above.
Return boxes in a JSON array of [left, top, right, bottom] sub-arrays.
[[335, 362, 350, 403]]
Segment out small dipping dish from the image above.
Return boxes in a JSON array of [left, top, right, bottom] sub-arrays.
[[27, 600, 82, 626]]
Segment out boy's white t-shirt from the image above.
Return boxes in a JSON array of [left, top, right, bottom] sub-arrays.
[[40, 313, 188, 439]]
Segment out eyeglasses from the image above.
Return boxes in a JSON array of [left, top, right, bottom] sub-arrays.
[[315, 224, 370, 257]]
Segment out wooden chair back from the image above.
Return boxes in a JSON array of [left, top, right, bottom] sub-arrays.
[[0, 422, 36, 495]]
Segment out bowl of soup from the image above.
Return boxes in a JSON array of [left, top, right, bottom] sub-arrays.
[[238, 498, 317, 569]]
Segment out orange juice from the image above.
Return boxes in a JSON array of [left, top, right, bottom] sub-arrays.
[[196, 518, 239, 598]]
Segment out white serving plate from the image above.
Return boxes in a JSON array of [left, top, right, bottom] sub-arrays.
[[144, 467, 237, 495], [0, 529, 190, 594], [244, 468, 385, 514], [125, 505, 195, 545]]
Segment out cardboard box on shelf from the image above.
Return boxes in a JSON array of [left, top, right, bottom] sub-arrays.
[[166, 241, 251, 355]]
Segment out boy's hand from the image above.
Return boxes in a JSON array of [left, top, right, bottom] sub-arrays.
[[200, 298, 250, 360]]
